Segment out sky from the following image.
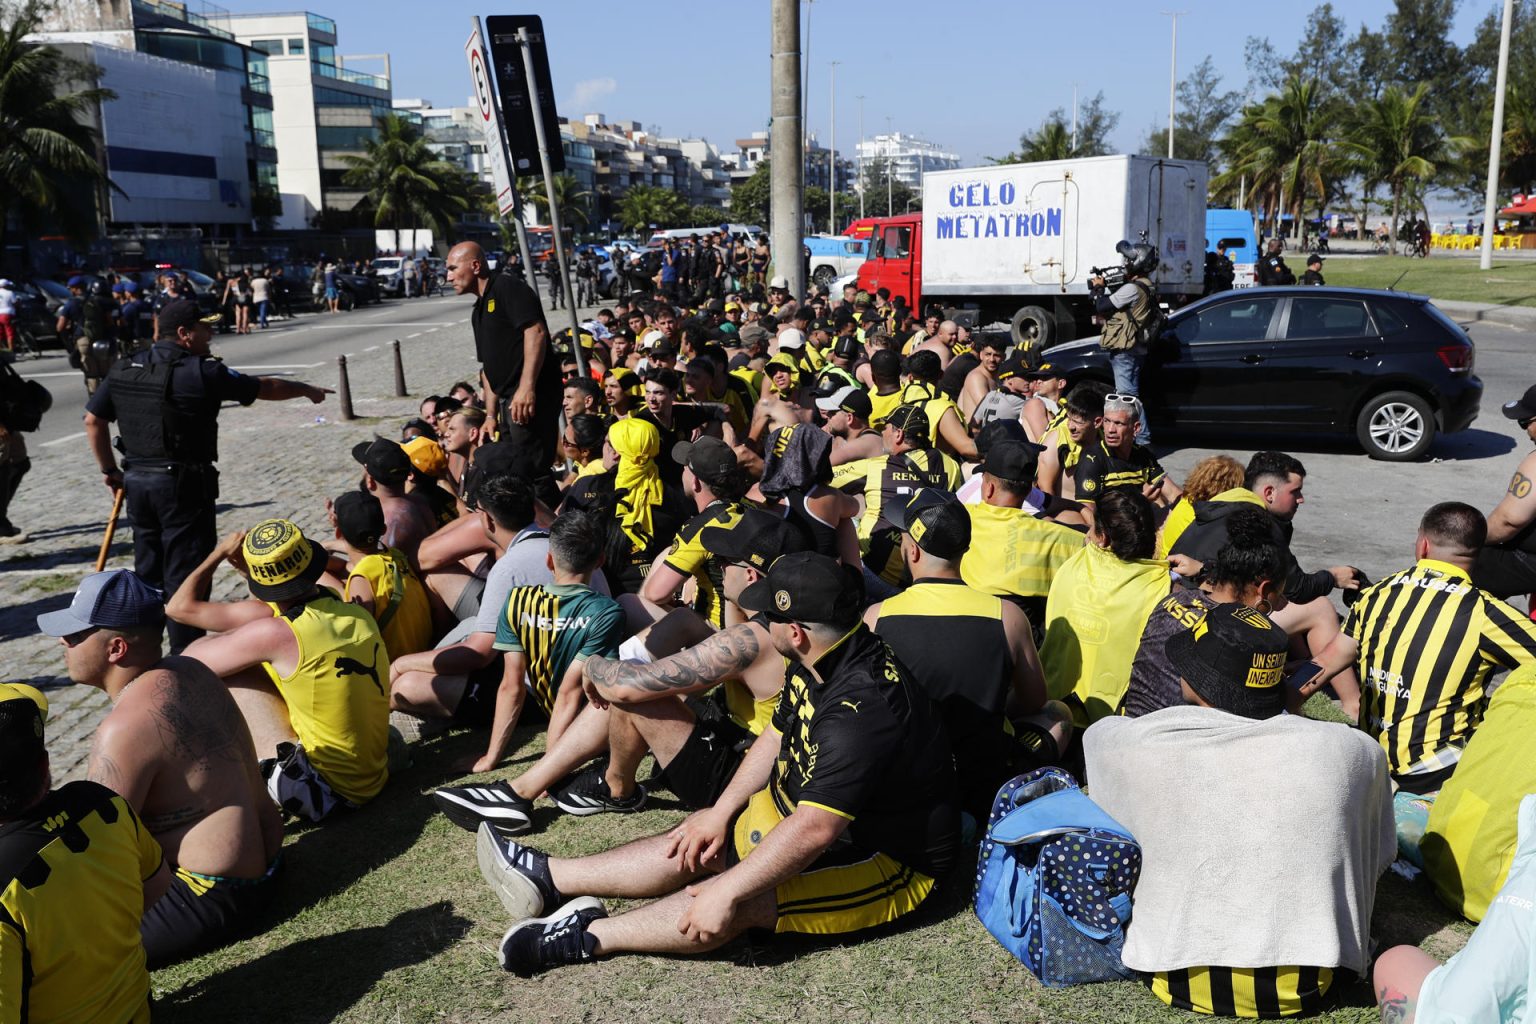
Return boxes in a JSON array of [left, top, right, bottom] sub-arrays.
[[216, 0, 1497, 163]]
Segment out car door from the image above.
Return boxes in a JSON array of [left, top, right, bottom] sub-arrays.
[[1148, 293, 1283, 427], [1266, 295, 1377, 429]]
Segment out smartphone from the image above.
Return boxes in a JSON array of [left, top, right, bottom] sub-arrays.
[[1285, 660, 1324, 691]]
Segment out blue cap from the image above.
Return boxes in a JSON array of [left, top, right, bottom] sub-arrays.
[[123, 280, 140, 293], [37, 570, 165, 637], [110, 281, 126, 293], [67, 275, 86, 288]]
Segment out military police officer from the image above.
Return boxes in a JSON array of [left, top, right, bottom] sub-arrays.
[[1301, 253, 1326, 286], [82, 299, 332, 648], [1255, 238, 1295, 286]]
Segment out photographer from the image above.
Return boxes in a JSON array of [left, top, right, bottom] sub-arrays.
[[1090, 241, 1160, 446]]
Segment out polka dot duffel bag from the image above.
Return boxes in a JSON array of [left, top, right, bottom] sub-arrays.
[[974, 766, 1142, 987]]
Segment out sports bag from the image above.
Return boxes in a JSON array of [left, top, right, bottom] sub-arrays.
[[974, 766, 1141, 987]]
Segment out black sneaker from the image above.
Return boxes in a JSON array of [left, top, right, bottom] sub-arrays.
[[550, 766, 647, 817], [433, 780, 533, 836], [499, 896, 607, 975], [476, 822, 560, 920]]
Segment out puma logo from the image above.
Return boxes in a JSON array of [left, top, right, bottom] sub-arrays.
[[336, 647, 383, 695], [839, 700, 862, 713]]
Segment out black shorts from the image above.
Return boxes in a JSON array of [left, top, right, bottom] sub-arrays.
[[452, 666, 548, 730], [657, 695, 752, 810], [141, 861, 279, 970], [1472, 546, 1536, 600]]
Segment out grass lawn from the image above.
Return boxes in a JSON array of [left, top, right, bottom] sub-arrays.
[[1321, 255, 1536, 307], [148, 698, 1475, 1024]]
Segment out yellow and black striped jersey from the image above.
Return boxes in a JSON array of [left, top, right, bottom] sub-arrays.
[[0, 782, 161, 1024], [1151, 965, 1333, 1018], [494, 583, 625, 714], [1344, 558, 1536, 783], [1073, 439, 1166, 503], [663, 500, 747, 629]]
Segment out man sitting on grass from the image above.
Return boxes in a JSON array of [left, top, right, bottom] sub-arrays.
[[327, 489, 434, 661], [475, 552, 959, 976], [41, 568, 283, 968]]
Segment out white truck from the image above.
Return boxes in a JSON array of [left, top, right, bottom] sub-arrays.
[[854, 154, 1209, 348]]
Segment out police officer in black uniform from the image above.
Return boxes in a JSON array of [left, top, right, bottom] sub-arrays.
[[1255, 238, 1295, 286], [1300, 253, 1326, 286], [82, 299, 332, 648]]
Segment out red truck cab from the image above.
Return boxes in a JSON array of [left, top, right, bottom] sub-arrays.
[[855, 214, 924, 311]]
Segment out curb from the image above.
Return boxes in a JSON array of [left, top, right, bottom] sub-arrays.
[[1432, 299, 1536, 330]]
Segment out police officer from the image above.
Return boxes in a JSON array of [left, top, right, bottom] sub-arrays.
[[1203, 240, 1235, 295], [57, 277, 116, 395], [1300, 253, 1326, 286], [1255, 238, 1295, 286], [82, 299, 333, 648]]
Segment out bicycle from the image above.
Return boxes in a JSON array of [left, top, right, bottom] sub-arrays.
[[11, 326, 43, 360]]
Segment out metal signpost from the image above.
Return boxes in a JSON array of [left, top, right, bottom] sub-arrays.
[[486, 15, 585, 376], [466, 17, 536, 288]]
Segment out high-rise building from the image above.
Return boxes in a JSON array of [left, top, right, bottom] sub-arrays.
[[723, 130, 854, 192], [223, 10, 391, 229], [856, 132, 960, 189]]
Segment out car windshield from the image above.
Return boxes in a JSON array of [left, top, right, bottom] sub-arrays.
[[183, 270, 214, 289], [32, 278, 69, 299], [374, 258, 404, 271]]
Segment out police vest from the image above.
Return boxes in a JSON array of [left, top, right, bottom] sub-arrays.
[[109, 349, 217, 463]]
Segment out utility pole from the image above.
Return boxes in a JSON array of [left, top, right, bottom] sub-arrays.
[[772, 0, 805, 297], [1481, 0, 1514, 271], [1164, 11, 1184, 159], [857, 94, 865, 218], [1071, 82, 1079, 154], [885, 115, 893, 216], [829, 61, 839, 235], [802, 0, 813, 190]]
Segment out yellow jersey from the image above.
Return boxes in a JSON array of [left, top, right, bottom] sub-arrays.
[[349, 547, 434, 661]]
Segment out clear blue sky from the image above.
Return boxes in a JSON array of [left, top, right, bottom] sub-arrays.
[[221, 0, 1495, 163]]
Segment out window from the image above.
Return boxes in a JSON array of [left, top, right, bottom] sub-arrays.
[[1369, 301, 1410, 336], [1283, 297, 1369, 341], [880, 225, 911, 259], [287, 38, 305, 55], [1174, 297, 1280, 344], [250, 39, 283, 55]]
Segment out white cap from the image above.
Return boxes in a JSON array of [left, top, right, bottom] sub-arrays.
[[640, 329, 667, 349], [777, 328, 805, 350], [815, 384, 860, 411], [769, 275, 790, 290], [0, 279, 11, 288]]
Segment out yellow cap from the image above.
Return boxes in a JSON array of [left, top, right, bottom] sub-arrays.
[[401, 436, 448, 477]]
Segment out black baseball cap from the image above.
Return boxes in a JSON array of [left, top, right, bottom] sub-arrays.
[[699, 507, 808, 572], [885, 403, 930, 441], [887, 489, 971, 559], [815, 384, 873, 420], [671, 436, 737, 480], [974, 419, 1031, 460], [462, 438, 542, 509], [1306, 253, 1324, 266], [1164, 603, 1290, 720], [1023, 361, 1066, 382], [1502, 384, 1536, 420], [333, 489, 385, 549], [995, 354, 1028, 382], [983, 440, 1042, 486], [737, 550, 865, 625], [157, 298, 221, 335], [352, 438, 412, 488]]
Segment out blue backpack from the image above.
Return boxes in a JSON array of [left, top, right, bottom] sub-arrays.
[[974, 767, 1142, 987]]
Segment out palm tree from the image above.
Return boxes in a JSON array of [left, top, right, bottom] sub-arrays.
[[340, 113, 469, 244], [1345, 83, 1469, 250], [0, 1, 119, 260], [1213, 76, 1341, 240], [615, 185, 686, 232], [517, 172, 591, 230]]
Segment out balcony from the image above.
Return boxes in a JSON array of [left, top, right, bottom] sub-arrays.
[[132, 0, 235, 39], [248, 127, 276, 148], [312, 61, 388, 92], [246, 70, 270, 94], [306, 13, 336, 37]]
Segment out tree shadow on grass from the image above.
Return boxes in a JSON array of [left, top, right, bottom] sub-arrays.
[[155, 901, 469, 1024]]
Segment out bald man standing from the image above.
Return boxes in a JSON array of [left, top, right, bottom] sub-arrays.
[[446, 241, 563, 463]]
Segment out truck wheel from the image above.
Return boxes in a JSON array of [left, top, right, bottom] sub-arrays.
[[1356, 390, 1435, 462], [1010, 305, 1055, 355], [812, 265, 836, 289]]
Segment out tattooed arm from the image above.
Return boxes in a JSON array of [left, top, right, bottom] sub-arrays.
[[583, 621, 764, 704], [1487, 452, 1536, 545]]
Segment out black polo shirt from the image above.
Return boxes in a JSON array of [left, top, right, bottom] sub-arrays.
[[86, 341, 260, 463], [1074, 439, 1166, 504], [472, 271, 559, 398], [768, 624, 960, 877]]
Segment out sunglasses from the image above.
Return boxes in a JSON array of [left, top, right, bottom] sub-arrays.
[[1105, 393, 1143, 407]]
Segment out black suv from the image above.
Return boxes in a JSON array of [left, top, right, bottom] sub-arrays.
[[1043, 287, 1482, 461]]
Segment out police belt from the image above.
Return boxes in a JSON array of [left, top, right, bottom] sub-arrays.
[[123, 458, 214, 475]]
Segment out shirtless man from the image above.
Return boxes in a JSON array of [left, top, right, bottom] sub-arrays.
[[432, 511, 800, 836], [817, 386, 884, 465], [1474, 385, 1536, 600], [1037, 382, 1107, 501], [352, 437, 439, 565], [959, 334, 1008, 424], [40, 569, 281, 968], [915, 319, 958, 369]]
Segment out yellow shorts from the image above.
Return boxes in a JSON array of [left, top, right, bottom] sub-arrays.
[[732, 787, 935, 936], [1149, 965, 1334, 1018]]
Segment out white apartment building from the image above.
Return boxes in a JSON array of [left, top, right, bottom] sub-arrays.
[[855, 132, 960, 189]]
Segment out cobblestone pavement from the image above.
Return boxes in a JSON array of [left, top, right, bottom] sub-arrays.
[[0, 310, 483, 782]]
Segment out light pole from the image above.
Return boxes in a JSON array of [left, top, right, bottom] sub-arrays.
[[857, 94, 865, 218], [802, 0, 813, 189], [1071, 82, 1079, 154], [1481, 0, 1514, 270], [1163, 11, 1185, 159], [885, 115, 893, 216], [829, 60, 839, 235]]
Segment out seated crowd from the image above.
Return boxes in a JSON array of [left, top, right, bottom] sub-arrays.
[[6, 256, 1536, 1023]]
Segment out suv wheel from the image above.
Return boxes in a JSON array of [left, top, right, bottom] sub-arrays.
[[1356, 390, 1434, 462]]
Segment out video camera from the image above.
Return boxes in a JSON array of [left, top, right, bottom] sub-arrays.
[[1088, 264, 1127, 291]]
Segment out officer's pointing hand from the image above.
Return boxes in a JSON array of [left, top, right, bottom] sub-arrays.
[[305, 384, 335, 404]]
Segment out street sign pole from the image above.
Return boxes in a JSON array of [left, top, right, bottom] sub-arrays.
[[466, 17, 535, 288], [515, 24, 585, 377]]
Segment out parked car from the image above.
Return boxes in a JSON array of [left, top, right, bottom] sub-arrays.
[[372, 256, 408, 297], [806, 235, 871, 289], [1040, 286, 1482, 462]]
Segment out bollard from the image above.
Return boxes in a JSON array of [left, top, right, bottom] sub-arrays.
[[392, 338, 407, 397], [337, 354, 355, 421]]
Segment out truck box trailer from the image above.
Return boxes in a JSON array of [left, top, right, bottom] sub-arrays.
[[855, 154, 1208, 349]]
